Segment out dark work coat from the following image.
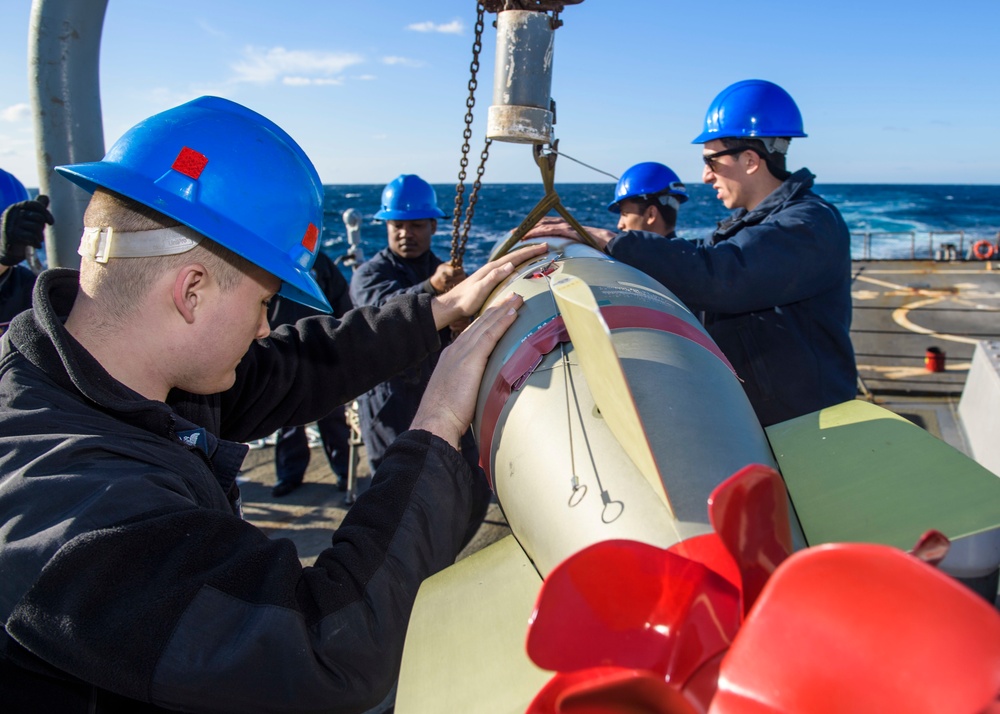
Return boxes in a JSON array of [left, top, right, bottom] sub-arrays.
[[608, 169, 857, 426], [0, 269, 479, 714], [0, 264, 36, 333], [348, 247, 450, 469]]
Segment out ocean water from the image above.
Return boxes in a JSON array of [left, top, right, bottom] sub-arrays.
[[320, 183, 1000, 272]]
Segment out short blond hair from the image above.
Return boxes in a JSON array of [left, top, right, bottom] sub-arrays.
[[80, 189, 257, 322]]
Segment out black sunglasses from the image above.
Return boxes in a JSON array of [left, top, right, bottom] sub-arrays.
[[702, 147, 748, 171]]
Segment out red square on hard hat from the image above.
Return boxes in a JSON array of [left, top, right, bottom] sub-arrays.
[[302, 223, 318, 253], [172, 147, 209, 180]]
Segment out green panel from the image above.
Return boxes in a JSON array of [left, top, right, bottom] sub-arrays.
[[396, 536, 550, 714], [766, 400, 1000, 550]]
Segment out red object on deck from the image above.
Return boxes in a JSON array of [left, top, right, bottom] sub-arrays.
[[925, 346, 946, 372]]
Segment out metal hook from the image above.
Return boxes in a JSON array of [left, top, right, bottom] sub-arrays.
[[600, 489, 625, 524]]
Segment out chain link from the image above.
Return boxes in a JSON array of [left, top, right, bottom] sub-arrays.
[[450, 2, 491, 269], [454, 138, 492, 267]]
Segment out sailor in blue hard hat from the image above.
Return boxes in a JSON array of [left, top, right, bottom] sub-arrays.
[[639, 77, 854, 425], [351, 173, 490, 536], [371, 174, 466, 293], [0, 96, 548, 711], [524, 79, 857, 427], [607, 162, 688, 237]]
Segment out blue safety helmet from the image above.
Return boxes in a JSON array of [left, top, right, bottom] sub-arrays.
[[608, 162, 688, 213], [56, 96, 331, 313], [0, 168, 30, 211], [692, 79, 807, 144], [374, 174, 446, 221]]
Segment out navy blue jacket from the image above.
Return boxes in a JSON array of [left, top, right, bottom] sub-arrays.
[[0, 269, 477, 714], [0, 265, 36, 333], [608, 169, 857, 426], [349, 247, 450, 469], [349, 247, 488, 545]]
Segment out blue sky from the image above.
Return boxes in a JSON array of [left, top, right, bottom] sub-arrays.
[[2, 0, 998, 188]]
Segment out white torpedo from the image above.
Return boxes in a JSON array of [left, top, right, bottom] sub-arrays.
[[395, 236, 1000, 714], [471, 237, 796, 577], [396, 237, 797, 711]]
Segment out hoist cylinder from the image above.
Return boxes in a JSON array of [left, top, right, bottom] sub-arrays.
[[487, 10, 555, 144]]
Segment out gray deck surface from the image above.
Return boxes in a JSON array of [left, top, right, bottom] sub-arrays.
[[238, 441, 512, 568], [852, 259, 1000, 396]]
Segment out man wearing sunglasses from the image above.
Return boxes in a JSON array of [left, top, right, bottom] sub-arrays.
[[527, 79, 857, 427]]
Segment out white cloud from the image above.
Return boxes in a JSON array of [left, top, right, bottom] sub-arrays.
[[283, 76, 344, 86], [1, 103, 31, 122], [407, 19, 464, 35], [0, 132, 38, 186], [196, 19, 227, 38], [231, 47, 364, 85], [382, 56, 426, 68], [356, 74, 378, 81]]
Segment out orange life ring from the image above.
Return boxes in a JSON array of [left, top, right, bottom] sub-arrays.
[[972, 240, 996, 260]]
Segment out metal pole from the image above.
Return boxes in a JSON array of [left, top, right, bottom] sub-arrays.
[[28, 0, 108, 270]]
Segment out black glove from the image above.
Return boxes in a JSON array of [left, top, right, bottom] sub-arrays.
[[1, 195, 55, 266]]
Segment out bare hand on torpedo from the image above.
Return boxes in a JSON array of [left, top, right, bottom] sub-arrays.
[[429, 242, 547, 329], [522, 216, 617, 249], [413, 291, 524, 449]]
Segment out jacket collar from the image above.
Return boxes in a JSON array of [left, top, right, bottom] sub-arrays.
[[381, 246, 440, 282], [9, 269, 172, 422], [7, 269, 248, 501], [713, 168, 816, 241]]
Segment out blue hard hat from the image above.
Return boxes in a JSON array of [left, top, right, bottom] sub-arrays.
[[56, 96, 331, 313], [692, 79, 807, 144], [374, 174, 446, 221], [608, 162, 688, 213], [0, 168, 30, 211]]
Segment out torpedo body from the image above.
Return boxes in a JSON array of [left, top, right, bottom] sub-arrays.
[[397, 238, 1000, 713], [472, 237, 790, 576]]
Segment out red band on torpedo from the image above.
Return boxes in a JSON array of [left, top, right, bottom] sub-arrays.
[[478, 305, 735, 487]]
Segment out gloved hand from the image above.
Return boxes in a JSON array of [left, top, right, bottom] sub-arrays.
[[1, 195, 55, 266]]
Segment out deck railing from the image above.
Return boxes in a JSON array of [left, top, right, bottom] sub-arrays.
[[851, 230, 971, 260]]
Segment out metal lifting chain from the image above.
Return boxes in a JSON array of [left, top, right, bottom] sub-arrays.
[[450, 1, 493, 269]]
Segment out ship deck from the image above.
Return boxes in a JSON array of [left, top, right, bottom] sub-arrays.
[[851, 259, 1000, 398], [237, 441, 513, 568]]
